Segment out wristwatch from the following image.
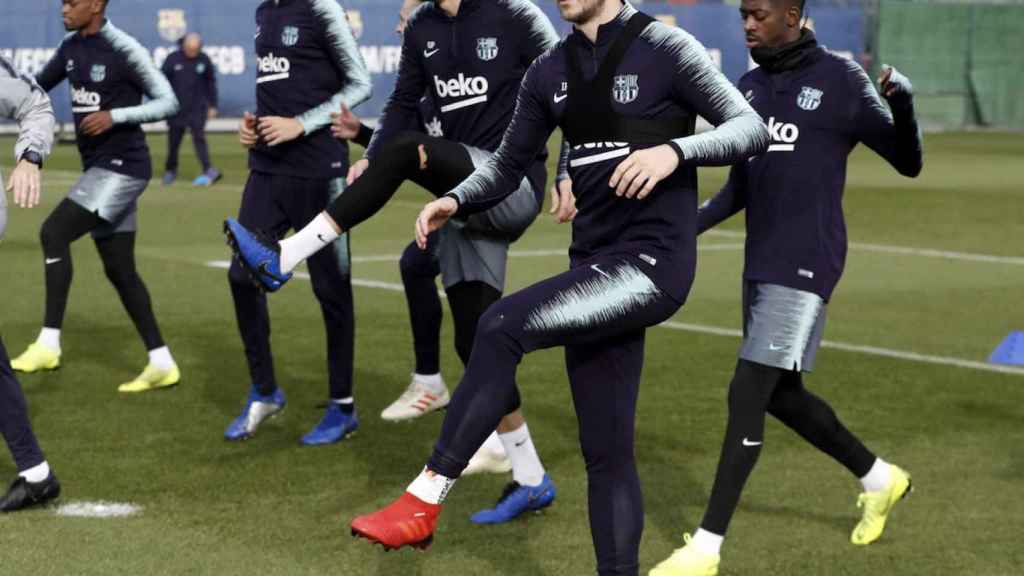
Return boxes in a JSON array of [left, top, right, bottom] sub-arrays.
[[20, 150, 43, 168]]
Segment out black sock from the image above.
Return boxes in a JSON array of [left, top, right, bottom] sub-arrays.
[[335, 401, 355, 414], [95, 233, 166, 350], [40, 200, 104, 329], [700, 359, 784, 535], [768, 371, 876, 478], [399, 239, 442, 375]]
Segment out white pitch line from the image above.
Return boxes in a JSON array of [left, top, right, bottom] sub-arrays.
[[204, 261, 1024, 377], [55, 501, 143, 518], [348, 244, 744, 264], [706, 230, 1024, 266]]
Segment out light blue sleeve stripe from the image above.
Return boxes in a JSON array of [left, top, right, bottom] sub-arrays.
[[103, 22, 179, 125], [298, 0, 372, 135]]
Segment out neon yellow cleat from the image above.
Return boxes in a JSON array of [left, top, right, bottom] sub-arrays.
[[118, 364, 181, 393], [851, 465, 912, 545], [10, 343, 61, 373], [649, 534, 720, 576]]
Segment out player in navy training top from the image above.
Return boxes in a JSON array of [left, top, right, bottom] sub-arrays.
[[0, 54, 62, 513], [225, 0, 568, 524], [349, 1, 768, 573], [222, 0, 371, 446], [12, 0, 182, 394], [161, 32, 221, 187], [650, 1, 923, 574]]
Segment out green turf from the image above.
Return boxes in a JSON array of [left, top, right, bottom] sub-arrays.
[[0, 131, 1021, 575]]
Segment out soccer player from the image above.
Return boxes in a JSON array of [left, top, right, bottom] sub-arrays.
[[648, 1, 923, 574], [228, 0, 568, 523], [12, 0, 182, 394], [161, 32, 222, 187], [346, 0, 767, 572], [0, 55, 62, 512], [222, 0, 371, 444]]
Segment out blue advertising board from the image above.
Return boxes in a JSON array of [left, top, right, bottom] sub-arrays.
[[0, 1, 862, 124]]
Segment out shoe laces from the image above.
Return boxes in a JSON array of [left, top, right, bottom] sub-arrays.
[[494, 481, 523, 506]]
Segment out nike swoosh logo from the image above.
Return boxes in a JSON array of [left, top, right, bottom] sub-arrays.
[[553, 93, 567, 104], [413, 512, 426, 517], [317, 233, 330, 244], [45, 258, 62, 265], [591, 264, 611, 279], [423, 49, 440, 58], [742, 438, 762, 447], [768, 343, 786, 351], [514, 440, 527, 448]]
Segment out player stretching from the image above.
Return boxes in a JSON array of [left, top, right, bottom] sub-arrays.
[[348, 1, 767, 573], [222, 0, 371, 444], [649, 1, 923, 574], [0, 55, 61, 512], [228, 0, 567, 523], [13, 0, 182, 394]]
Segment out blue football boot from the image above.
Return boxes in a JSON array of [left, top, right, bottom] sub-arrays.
[[223, 218, 292, 292], [300, 403, 359, 446], [470, 474, 556, 525], [224, 385, 286, 441]]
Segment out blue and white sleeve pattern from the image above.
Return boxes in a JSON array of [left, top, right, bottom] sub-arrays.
[[297, 0, 372, 135], [104, 23, 179, 125], [642, 21, 768, 166]]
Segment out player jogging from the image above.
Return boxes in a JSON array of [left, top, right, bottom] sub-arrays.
[[0, 55, 62, 512], [12, 0, 182, 394], [221, 0, 371, 445], [228, 0, 569, 523], [347, 1, 768, 574], [649, 1, 923, 574]]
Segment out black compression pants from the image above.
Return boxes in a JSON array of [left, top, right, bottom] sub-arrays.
[[700, 359, 877, 535], [39, 199, 165, 350]]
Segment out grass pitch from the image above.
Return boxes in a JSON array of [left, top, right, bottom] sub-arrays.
[[0, 131, 1021, 575]]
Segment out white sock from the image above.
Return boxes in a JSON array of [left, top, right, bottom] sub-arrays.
[[692, 528, 724, 556], [406, 467, 456, 505], [331, 397, 354, 405], [480, 430, 506, 457], [19, 461, 51, 483], [36, 328, 61, 352], [147, 346, 176, 370], [499, 423, 546, 487], [860, 458, 892, 493], [413, 373, 446, 395], [279, 213, 338, 273]]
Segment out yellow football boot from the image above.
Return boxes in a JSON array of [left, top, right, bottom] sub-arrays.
[[118, 364, 181, 393], [851, 465, 912, 545], [649, 534, 720, 576], [10, 343, 61, 373]]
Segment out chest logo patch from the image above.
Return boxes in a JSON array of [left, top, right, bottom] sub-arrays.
[[745, 89, 755, 102], [281, 26, 300, 47], [66, 59, 75, 72], [90, 64, 106, 83], [797, 86, 823, 111], [196, 62, 206, 74], [613, 74, 639, 105], [477, 37, 498, 61]]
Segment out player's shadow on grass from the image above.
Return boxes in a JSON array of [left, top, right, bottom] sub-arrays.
[[739, 500, 851, 536]]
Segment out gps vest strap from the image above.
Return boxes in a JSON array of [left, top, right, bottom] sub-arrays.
[[562, 12, 694, 146]]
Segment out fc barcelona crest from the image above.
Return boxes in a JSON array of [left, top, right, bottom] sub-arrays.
[[90, 64, 106, 83], [282, 26, 300, 47], [797, 86, 823, 111], [476, 37, 498, 61], [612, 74, 639, 104]]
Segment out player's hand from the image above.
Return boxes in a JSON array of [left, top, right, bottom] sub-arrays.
[[347, 158, 369, 186], [208, 107, 219, 120], [330, 104, 362, 140], [549, 178, 577, 223], [80, 111, 113, 136], [5, 160, 42, 208], [258, 116, 304, 146], [878, 65, 913, 100], [239, 111, 258, 148], [609, 144, 679, 199], [415, 196, 458, 249]]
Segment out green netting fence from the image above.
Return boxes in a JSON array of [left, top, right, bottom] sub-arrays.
[[877, 0, 1024, 129]]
